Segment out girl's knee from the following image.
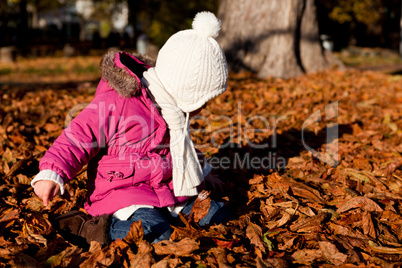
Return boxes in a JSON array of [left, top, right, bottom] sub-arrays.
[[109, 218, 132, 240], [199, 200, 230, 226], [109, 208, 173, 244]]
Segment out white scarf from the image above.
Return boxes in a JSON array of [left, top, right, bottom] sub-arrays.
[[142, 68, 203, 197]]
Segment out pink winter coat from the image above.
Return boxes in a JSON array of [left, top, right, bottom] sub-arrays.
[[39, 51, 192, 216]]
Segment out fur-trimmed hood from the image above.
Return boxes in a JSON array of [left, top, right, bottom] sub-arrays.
[[99, 50, 156, 98]]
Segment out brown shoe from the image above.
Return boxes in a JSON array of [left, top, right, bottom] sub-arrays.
[[55, 210, 110, 247]]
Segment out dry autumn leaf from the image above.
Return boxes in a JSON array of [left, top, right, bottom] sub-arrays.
[[0, 208, 19, 224], [153, 237, 199, 257], [291, 249, 322, 264], [209, 247, 231, 268], [44, 245, 83, 267], [151, 258, 181, 268], [130, 240, 155, 268], [79, 239, 133, 268], [318, 241, 348, 266], [123, 220, 144, 246], [189, 190, 211, 224], [336, 196, 384, 213], [246, 221, 266, 253]]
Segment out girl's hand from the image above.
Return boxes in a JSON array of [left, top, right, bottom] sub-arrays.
[[204, 173, 224, 195], [33, 180, 61, 206]]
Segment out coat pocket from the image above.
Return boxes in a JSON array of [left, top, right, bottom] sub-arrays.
[[92, 155, 137, 201], [97, 156, 135, 183]]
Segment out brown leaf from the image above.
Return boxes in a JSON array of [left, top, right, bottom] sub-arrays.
[[130, 240, 155, 268], [79, 239, 132, 268], [88, 241, 102, 254], [189, 190, 211, 224], [151, 258, 181, 268], [0, 208, 19, 224], [361, 252, 400, 268], [213, 238, 237, 249], [318, 241, 348, 266], [249, 175, 264, 185], [381, 210, 402, 223], [26, 199, 44, 212], [153, 237, 199, 257], [256, 257, 289, 268], [23, 222, 48, 246], [246, 221, 265, 253], [123, 220, 144, 246], [368, 240, 402, 254], [15, 174, 31, 185], [278, 236, 298, 251], [329, 222, 368, 240], [336, 196, 383, 213], [269, 211, 292, 229], [2, 147, 15, 164], [353, 158, 372, 171], [209, 247, 231, 268], [290, 184, 327, 204], [8, 133, 26, 145], [362, 211, 376, 238], [21, 213, 53, 246], [5, 156, 33, 179], [384, 161, 402, 177], [289, 213, 327, 233], [170, 225, 204, 241], [44, 123, 61, 133], [44, 245, 83, 268], [0, 248, 12, 256], [291, 249, 322, 264]]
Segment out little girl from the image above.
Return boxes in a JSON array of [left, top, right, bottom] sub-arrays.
[[31, 11, 229, 243]]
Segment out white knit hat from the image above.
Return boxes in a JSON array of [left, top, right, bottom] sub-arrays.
[[154, 11, 228, 113]]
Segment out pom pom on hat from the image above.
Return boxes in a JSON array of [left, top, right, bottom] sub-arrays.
[[192, 11, 221, 39], [153, 11, 228, 113]]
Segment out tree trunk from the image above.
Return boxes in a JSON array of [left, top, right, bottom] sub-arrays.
[[217, 0, 330, 78]]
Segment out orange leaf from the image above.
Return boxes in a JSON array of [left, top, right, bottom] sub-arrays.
[[130, 240, 154, 268], [153, 237, 199, 257], [246, 221, 265, 253], [123, 220, 144, 246], [336, 196, 383, 213], [318, 241, 348, 266], [189, 190, 211, 224], [0, 208, 19, 224], [213, 238, 238, 249]]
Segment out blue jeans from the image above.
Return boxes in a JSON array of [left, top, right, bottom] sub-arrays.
[[109, 199, 230, 244]]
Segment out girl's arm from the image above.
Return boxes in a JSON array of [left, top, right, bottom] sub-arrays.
[[32, 90, 119, 205]]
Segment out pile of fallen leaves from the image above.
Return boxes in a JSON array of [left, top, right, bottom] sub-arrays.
[[1, 65, 402, 267]]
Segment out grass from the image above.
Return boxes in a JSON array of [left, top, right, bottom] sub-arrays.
[[334, 46, 402, 67], [1, 46, 401, 84], [0, 55, 102, 83], [0, 67, 12, 75]]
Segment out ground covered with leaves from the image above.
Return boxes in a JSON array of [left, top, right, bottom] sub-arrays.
[[1, 57, 402, 267]]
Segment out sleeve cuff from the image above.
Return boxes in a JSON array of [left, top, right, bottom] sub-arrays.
[[31, 170, 65, 195]]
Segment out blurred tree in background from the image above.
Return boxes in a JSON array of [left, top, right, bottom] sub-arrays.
[[0, 0, 218, 55], [316, 0, 401, 50], [217, 0, 332, 79], [0, 0, 64, 47], [125, 0, 218, 47]]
